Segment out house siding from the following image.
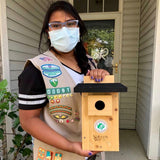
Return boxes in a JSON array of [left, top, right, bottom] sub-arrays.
[[0, 41, 2, 80], [136, 0, 156, 153], [6, 0, 52, 93], [120, 0, 140, 129]]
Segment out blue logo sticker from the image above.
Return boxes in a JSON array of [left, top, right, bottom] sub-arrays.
[[41, 64, 62, 78]]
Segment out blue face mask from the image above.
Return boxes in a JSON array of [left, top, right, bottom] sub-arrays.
[[48, 27, 80, 53]]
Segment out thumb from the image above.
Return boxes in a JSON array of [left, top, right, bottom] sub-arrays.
[[86, 70, 90, 76]]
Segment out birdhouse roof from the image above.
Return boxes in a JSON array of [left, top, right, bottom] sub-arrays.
[[74, 83, 127, 93]]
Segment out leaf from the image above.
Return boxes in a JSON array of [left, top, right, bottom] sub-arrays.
[[0, 102, 9, 110], [0, 112, 7, 125], [20, 148, 32, 157], [24, 134, 32, 145], [0, 128, 4, 140], [8, 111, 18, 119], [0, 90, 5, 101], [13, 117, 20, 129], [0, 79, 8, 89], [8, 147, 15, 154], [12, 134, 23, 147], [18, 126, 24, 132]]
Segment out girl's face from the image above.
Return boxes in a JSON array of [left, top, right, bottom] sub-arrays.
[[48, 10, 76, 31]]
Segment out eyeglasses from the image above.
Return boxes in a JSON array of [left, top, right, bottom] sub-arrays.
[[48, 20, 79, 30]]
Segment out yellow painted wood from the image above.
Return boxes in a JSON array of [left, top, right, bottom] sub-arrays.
[[88, 95, 112, 116], [82, 76, 119, 151]]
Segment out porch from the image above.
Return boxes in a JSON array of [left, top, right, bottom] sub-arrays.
[[104, 130, 148, 160]]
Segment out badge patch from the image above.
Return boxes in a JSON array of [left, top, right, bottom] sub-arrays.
[[41, 64, 62, 78], [54, 153, 62, 160], [37, 147, 53, 160], [46, 87, 71, 95], [37, 147, 45, 159], [94, 120, 108, 133], [46, 150, 53, 160], [39, 57, 52, 61], [50, 78, 58, 87]]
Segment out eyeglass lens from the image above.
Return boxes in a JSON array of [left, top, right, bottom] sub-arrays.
[[49, 20, 78, 30]]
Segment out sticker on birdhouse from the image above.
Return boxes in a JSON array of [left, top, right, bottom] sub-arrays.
[[94, 120, 108, 133]]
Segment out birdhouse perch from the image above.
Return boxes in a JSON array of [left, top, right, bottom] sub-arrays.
[[74, 75, 127, 151]]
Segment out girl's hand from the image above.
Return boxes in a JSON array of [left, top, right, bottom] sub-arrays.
[[86, 69, 110, 82], [71, 142, 100, 157]]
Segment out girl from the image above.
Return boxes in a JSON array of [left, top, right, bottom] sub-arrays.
[[18, 1, 109, 160]]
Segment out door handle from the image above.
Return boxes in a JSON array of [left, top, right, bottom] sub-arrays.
[[112, 63, 118, 73]]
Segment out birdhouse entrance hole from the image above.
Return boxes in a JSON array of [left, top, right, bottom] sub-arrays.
[[95, 100, 105, 110]]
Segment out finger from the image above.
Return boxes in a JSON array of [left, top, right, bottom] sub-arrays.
[[97, 69, 104, 81], [89, 70, 94, 80], [86, 70, 90, 76], [92, 69, 99, 81], [101, 70, 110, 80]]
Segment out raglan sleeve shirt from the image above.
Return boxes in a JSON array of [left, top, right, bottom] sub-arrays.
[[18, 62, 48, 110]]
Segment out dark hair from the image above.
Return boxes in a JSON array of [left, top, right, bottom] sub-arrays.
[[38, 1, 90, 74]]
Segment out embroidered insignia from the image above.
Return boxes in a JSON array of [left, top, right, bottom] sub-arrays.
[[46, 87, 71, 95], [49, 105, 72, 111], [50, 78, 58, 87], [37, 147, 45, 160], [54, 153, 62, 160], [56, 99, 60, 103], [39, 57, 52, 61], [45, 150, 53, 160], [41, 64, 62, 78], [37, 147, 54, 160], [50, 100, 55, 104], [53, 115, 68, 119], [50, 110, 72, 115]]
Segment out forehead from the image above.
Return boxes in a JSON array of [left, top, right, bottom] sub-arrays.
[[49, 10, 75, 22]]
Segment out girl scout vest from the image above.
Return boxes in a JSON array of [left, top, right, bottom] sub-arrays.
[[27, 50, 96, 160]]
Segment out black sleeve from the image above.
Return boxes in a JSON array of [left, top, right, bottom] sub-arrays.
[[18, 62, 48, 110]]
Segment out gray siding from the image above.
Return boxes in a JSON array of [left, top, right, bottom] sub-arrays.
[[136, 0, 156, 153], [6, 0, 52, 92], [120, 0, 140, 129], [0, 38, 2, 80]]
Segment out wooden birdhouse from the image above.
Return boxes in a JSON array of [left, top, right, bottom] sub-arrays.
[[74, 75, 127, 151]]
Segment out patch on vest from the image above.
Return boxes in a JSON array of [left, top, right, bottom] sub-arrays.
[[36, 147, 63, 160], [37, 147, 54, 160], [48, 105, 80, 124], [46, 87, 71, 95], [54, 153, 63, 160], [41, 64, 62, 78], [39, 57, 53, 61], [50, 78, 58, 87]]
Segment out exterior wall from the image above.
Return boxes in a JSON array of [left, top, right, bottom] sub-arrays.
[[147, 0, 160, 158], [136, 0, 157, 154], [0, 9, 1, 80], [6, 0, 52, 93], [3, 0, 52, 158], [120, 0, 140, 129]]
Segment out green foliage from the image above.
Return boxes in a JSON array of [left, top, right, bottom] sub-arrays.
[[83, 28, 114, 56], [0, 79, 32, 160]]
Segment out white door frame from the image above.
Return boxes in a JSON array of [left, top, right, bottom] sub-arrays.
[[148, 0, 160, 159], [0, 0, 12, 158], [0, 0, 10, 85]]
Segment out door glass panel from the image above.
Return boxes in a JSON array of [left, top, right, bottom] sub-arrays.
[[104, 0, 119, 12], [89, 0, 103, 12], [73, 0, 87, 13], [83, 20, 115, 74]]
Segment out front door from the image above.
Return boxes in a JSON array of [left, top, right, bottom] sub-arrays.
[[80, 13, 121, 82]]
